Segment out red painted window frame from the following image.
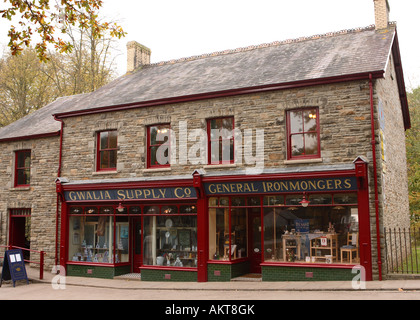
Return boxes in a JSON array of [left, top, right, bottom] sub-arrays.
[[207, 116, 235, 165], [14, 150, 31, 187], [146, 123, 171, 169], [286, 107, 320, 160], [96, 130, 118, 172]]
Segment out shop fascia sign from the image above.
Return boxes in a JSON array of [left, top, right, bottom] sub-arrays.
[[64, 186, 197, 202], [204, 177, 357, 195]]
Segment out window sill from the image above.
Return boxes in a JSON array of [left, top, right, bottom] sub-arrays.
[[142, 167, 171, 173], [92, 170, 118, 176], [283, 158, 323, 165], [9, 187, 31, 191], [203, 163, 237, 170]]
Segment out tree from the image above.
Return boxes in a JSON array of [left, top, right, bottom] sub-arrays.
[[0, 19, 119, 128], [406, 87, 420, 223], [1, 0, 126, 61], [43, 19, 119, 96], [0, 48, 56, 126]]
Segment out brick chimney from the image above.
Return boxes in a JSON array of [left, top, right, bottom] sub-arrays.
[[373, 0, 390, 30], [126, 41, 151, 73]]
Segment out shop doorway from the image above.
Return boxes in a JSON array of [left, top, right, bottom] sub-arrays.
[[9, 209, 31, 260], [248, 209, 261, 273], [131, 217, 142, 273]]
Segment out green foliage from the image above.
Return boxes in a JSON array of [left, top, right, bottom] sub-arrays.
[[406, 87, 420, 223], [0, 0, 126, 61]]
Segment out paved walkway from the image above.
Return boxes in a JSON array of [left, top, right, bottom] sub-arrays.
[[25, 267, 420, 292]]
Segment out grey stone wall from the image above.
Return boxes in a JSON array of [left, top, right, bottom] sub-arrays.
[[0, 136, 60, 269], [60, 80, 374, 179]]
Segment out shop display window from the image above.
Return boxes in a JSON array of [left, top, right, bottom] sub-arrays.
[[143, 204, 197, 268], [209, 193, 360, 265], [208, 196, 249, 261], [68, 206, 129, 264], [263, 193, 359, 264]]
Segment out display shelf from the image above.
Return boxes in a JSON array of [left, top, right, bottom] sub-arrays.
[[310, 233, 338, 263]]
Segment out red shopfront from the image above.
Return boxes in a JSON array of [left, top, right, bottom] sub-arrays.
[[193, 157, 373, 282], [57, 158, 373, 282], [57, 179, 202, 281]]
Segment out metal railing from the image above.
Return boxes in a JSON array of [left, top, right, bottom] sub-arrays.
[[0, 245, 45, 280], [384, 227, 419, 275]]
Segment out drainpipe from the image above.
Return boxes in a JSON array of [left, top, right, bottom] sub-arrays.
[[53, 116, 64, 267], [369, 74, 382, 280]]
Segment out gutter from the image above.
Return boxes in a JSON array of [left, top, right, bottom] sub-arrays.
[[369, 73, 383, 281], [53, 116, 64, 267], [53, 72, 385, 119]]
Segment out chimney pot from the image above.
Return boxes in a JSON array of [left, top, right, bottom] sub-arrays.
[[127, 41, 151, 73], [373, 0, 390, 30]]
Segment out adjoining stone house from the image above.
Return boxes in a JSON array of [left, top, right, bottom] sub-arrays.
[[0, 0, 411, 281]]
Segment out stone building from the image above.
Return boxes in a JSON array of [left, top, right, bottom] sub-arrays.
[[0, 0, 411, 281]]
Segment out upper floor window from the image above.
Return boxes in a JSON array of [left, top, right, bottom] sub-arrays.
[[287, 108, 320, 159], [147, 124, 171, 168], [207, 117, 234, 165], [15, 150, 31, 187], [97, 131, 118, 171]]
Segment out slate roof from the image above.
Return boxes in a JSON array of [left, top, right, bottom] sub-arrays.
[[0, 24, 399, 141], [0, 94, 88, 141]]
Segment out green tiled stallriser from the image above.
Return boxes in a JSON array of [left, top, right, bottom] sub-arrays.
[[67, 264, 131, 279], [141, 269, 197, 282], [262, 265, 355, 281]]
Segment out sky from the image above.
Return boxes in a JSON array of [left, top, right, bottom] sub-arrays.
[[1, 0, 420, 89]]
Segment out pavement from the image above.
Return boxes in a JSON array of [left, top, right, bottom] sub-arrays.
[[24, 266, 420, 292]]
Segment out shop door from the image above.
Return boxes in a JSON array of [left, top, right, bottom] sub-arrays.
[[248, 209, 261, 273], [131, 217, 142, 273]]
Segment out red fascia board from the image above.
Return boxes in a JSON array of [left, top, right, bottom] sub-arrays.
[[53, 72, 384, 120], [0, 131, 60, 143], [61, 178, 194, 192], [200, 169, 356, 184]]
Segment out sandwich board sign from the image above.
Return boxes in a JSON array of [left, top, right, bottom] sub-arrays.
[[1, 249, 29, 287]]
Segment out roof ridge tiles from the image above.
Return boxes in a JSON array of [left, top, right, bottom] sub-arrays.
[[146, 23, 395, 68]]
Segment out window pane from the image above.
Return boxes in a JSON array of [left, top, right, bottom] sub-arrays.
[[129, 206, 141, 215], [150, 146, 169, 166], [143, 215, 197, 267], [303, 109, 317, 132], [162, 206, 178, 214], [289, 111, 303, 133], [304, 133, 318, 155], [333, 193, 358, 204], [209, 208, 228, 260], [232, 197, 246, 206], [109, 131, 118, 148], [109, 150, 117, 168], [221, 139, 234, 162], [263, 195, 284, 206], [263, 207, 283, 261], [17, 168, 30, 185], [116, 217, 129, 263], [261, 205, 359, 263], [100, 150, 110, 169], [230, 208, 247, 259], [144, 206, 159, 214], [100, 131, 109, 149], [68, 216, 114, 264], [291, 135, 304, 156], [309, 194, 332, 205], [150, 125, 169, 145]]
